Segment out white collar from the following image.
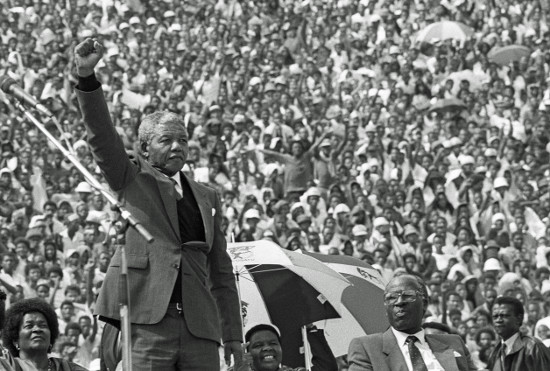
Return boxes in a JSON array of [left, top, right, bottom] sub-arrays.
[[503, 332, 520, 354], [391, 327, 426, 347]]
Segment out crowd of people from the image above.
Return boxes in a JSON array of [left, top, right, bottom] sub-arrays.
[[2, 0, 550, 369]]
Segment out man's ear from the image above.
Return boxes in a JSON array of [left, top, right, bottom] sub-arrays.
[[140, 141, 148, 158]]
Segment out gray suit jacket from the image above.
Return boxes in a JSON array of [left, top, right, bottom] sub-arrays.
[[348, 328, 476, 371], [75, 87, 242, 344]]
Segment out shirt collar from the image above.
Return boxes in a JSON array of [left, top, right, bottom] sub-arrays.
[[503, 332, 520, 353], [391, 327, 426, 347], [161, 171, 181, 187]]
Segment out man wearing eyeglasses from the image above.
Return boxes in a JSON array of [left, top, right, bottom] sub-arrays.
[[348, 274, 476, 371]]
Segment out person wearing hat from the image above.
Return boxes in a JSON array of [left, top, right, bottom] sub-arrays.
[[73, 39, 243, 369], [242, 208, 263, 240], [304, 187, 327, 229]]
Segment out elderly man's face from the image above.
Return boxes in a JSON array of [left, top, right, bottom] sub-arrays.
[[384, 275, 426, 334], [143, 121, 188, 175]]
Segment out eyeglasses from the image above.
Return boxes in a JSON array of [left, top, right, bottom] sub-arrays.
[[384, 290, 423, 305]]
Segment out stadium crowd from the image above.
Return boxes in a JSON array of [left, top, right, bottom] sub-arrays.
[[2, 0, 550, 369]]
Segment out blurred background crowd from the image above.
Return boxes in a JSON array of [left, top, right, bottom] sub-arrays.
[[2, 0, 550, 369]]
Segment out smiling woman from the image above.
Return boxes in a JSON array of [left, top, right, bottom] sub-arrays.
[[1, 298, 88, 371]]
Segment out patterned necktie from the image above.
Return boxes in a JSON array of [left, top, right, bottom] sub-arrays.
[[405, 336, 428, 371], [170, 178, 183, 200]]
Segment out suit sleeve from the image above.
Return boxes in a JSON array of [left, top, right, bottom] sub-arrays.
[[347, 338, 373, 371], [308, 328, 338, 371], [75, 85, 138, 191], [208, 191, 243, 343], [525, 339, 550, 370], [456, 335, 477, 371]]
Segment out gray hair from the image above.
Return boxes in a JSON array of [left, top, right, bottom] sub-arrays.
[[138, 111, 186, 148]]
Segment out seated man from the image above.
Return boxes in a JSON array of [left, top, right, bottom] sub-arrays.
[[348, 273, 476, 371]]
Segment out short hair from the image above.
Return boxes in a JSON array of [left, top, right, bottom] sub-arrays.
[[46, 265, 63, 279], [493, 296, 524, 321], [60, 300, 74, 309], [385, 274, 428, 306], [402, 253, 417, 263], [474, 326, 496, 344], [138, 111, 186, 148], [24, 262, 42, 277], [64, 322, 81, 335], [13, 237, 30, 249], [64, 285, 81, 296], [2, 298, 59, 357]]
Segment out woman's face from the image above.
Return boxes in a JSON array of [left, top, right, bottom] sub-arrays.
[[18, 311, 51, 354]]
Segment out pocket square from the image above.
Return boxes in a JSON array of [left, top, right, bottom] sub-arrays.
[[212, 208, 216, 216], [453, 351, 462, 357]]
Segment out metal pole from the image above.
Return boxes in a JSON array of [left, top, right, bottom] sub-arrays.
[[120, 245, 132, 371], [301, 326, 313, 371], [13, 100, 154, 243]]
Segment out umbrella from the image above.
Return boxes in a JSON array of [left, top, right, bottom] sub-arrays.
[[429, 98, 467, 113], [488, 45, 531, 66], [304, 253, 389, 356], [416, 21, 474, 44], [442, 70, 489, 94], [228, 241, 350, 367]]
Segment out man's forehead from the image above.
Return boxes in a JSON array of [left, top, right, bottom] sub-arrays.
[[385, 276, 419, 292]]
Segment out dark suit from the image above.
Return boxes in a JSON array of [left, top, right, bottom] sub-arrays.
[[75, 88, 242, 345], [348, 328, 476, 371], [487, 333, 550, 371]]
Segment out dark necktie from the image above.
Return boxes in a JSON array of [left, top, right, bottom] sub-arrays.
[[170, 178, 183, 200], [500, 343, 507, 371], [405, 336, 428, 371]]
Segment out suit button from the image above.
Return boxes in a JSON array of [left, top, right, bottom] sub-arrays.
[[173, 263, 180, 269]]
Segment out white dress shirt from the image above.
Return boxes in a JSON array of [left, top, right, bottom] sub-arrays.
[[503, 332, 520, 355], [391, 327, 445, 371]]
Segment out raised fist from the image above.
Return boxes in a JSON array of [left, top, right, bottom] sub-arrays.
[[74, 38, 104, 77]]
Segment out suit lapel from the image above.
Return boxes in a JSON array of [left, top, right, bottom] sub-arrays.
[[382, 329, 409, 371], [425, 335, 459, 371], [184, 174, 213, 246]]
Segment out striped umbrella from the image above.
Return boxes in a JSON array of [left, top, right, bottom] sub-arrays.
[[228, 241, 350, 367], [488, 45, 531, 66], [304, 252, 389, 356], [416, 21, 474, 43]]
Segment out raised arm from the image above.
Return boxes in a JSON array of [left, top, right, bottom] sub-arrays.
[[74, 39, 138, 191]]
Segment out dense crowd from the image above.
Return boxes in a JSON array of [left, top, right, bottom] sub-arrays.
[[2, 0, 550, 369]]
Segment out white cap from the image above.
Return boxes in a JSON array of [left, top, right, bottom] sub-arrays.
[[249, 77, 262, 86], [333, 203, 351, 216], [493, 177, 509, 189], [129, 16, 141, 25], [352, 224, 368, 236], [164, 10, 176, 18], [75, 182, 93, 193], [119, 22, 129, 30], [458, 155, 475, 166], [484, 148, 498, 157], [146, 17, 158, 26], [373, 217, 390, 228], [244, 209, 260, 220], [483, 258, 501, 271]]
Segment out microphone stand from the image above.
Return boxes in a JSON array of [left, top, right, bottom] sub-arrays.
[[13, 100, 154, 243], [14, 101, 154, 371]]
